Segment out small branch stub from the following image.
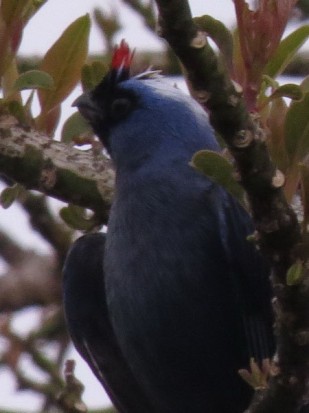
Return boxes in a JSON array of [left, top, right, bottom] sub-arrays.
[[233, 129, 254, 148], [190, 31, 207, 49], [272, 170, 285, 189], [57, 359, 87, 413]]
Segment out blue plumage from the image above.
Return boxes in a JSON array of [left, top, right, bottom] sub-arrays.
[[63, 233, 155, 413], [64, 43, 274, 413]]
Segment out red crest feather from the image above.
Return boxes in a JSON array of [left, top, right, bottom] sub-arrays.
[[111, 40, 134, 70]]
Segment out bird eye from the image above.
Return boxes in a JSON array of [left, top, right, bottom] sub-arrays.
[[110, 97, 133, 120]]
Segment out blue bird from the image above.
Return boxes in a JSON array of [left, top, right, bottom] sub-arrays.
[[63, 232, 155, 413], [63, 41, 275, 413]]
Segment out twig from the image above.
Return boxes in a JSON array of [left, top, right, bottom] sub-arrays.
[[57, 360, 88, 413], [3, 328, 64, 387]]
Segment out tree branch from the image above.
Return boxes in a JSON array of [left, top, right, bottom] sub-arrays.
[[0, 252, 60, 311], [155, 0, 300, 260], [18, 192, 72, 263], [0, 230, 26, 265], [154, 1, 308, 412], [0, 115, 115, 222]]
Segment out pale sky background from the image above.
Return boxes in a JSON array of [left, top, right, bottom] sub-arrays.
[[19, 0, 237, 55], [0, 0, 305, 411]]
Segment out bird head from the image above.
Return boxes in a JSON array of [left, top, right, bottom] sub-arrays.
[[74, 40, 219, 170]]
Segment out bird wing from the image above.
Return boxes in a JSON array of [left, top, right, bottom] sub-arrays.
[[223, 197, 275, 363], [62, 233, 155, 413]]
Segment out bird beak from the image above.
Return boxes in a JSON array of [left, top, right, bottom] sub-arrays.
[[72, 92, 100, 123]]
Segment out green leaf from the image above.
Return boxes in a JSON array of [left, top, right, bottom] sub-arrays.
[[81, 61, 107, 91], [191, 150, 244, 203], [299, 74, 309, 94], [61, 111, 92, 143], [0, 184, 22, 209], [286, 260, 304, 286], [0, 7, 24, 75], [13, 70, 54, 91], [60, 204, 97, 231], [39, 105, 61, 135], [7, 100, 27, 123], [266, 84, 303, 103], [1, 0, 31, 25], [265, 25, 309, 78], [267, 97, 289, 173], [38, 14, 90, 113], [285, 90, 309, 162], [194, 15, 233, 69], [261, 74, 279, 90], [298, 0, 309, 15], [24, 0, 48, 22]]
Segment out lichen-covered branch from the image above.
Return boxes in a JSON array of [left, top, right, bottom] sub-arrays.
[[0, 230, 26, 265], [0, 323, 67, 409], [154, 1, 308, 413], [0, 115, 115, 222], [18, 192, 72, 263], [0, 251, 60, 311], [0, 231, 61, 312], [155, 0, 300, 260]]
